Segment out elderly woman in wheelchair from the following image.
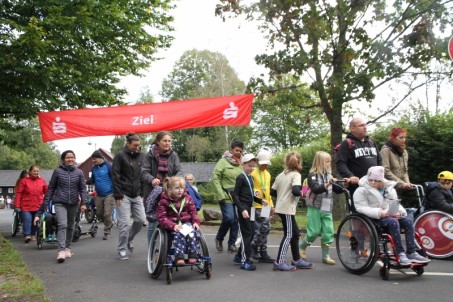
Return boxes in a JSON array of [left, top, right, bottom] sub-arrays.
[[354, 166, 430, 265]]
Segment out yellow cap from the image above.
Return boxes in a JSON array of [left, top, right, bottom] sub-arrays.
[[438, 171, 453, 180]]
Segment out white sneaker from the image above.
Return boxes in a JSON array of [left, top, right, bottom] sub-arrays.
[[65, 248, 72, 258], [57, 251, 66, 263], [398, 252, 411, 265], [407, 252, 430, 264]]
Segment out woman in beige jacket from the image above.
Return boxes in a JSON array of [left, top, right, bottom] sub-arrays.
[[380, 128, 413, 190]]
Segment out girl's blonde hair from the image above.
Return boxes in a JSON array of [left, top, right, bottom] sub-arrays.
[[309, 151, 332, 175], [163, 176, 185, 195], [284, 151, 302, 173]]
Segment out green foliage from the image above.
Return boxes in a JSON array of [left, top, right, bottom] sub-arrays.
[[160, 49, 251, 161], [198, 181, 218, 204], [0, 119, 58, 169], [250, 75, 329, 151], [216, 0, 453, 152], [0, 0, 174, 120]]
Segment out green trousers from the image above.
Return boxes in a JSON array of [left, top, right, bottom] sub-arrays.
[[303, 207, 334, 245]]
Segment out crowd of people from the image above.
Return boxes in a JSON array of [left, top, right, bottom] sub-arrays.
[[6, 119, 452, 269]]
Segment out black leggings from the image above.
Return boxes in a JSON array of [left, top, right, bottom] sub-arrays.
[[276, 214, 301, 263]]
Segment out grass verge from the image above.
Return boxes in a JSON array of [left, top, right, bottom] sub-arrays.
[[0, 234, 49, 302]]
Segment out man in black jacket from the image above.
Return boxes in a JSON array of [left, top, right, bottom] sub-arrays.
[[335, 117, 382, 205], [426, 171, 453, 214], [112, 133, 145, 260]]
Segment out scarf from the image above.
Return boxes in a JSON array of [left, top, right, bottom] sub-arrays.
[[385, 140, 403, 157], [152, 144, 172, 181], [223, 150, 241, 166]]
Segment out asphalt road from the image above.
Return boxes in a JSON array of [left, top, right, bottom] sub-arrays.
[[1, 208, 452, 302]]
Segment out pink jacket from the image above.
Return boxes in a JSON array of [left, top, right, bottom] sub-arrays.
[[157, 191, 201, 231]]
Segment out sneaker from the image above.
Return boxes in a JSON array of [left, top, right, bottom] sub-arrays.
[[176, 259, 185, 266], [57, 251, 66, 263], [31, 235, 36, 241], [398, 252, 411, 266], [188, 258, 197, 264], [65, 248, 72, 258], [258, 251, 275, 263], [233, 254, 242, 265], [127, 242, 134, 253], [25, 236, 31, 243], [273, 261, 297, 272], [407, 252, 431, 264], [292, 259, 314, 269], [47, 235, 53, 241], [215, 239, 223, 252], [103, 233, 110, 240], [240, 261, 256, 271], [117, 251, 129, 261], [228, 244, 237, 253]]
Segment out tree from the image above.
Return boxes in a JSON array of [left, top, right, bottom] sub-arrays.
[[0, 119, 59, 169], [160, 49, 252, 161], [251, 74, 329, 150], [216, 0, 453, 161], [0, 0, 174, 120]]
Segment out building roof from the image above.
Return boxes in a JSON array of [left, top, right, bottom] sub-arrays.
[[0, 162, 216, 187]]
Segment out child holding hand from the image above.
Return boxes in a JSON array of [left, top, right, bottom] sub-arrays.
[[157, 176, 201, 266]]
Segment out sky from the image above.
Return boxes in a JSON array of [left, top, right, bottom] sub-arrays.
[[53, 0, 267, 162]]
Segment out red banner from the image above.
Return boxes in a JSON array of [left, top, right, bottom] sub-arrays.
[[38, 94, 253, 142]]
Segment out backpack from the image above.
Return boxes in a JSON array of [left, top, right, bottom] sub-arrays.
[[186, 182, 203, 211], [334, 137, 355, 159]]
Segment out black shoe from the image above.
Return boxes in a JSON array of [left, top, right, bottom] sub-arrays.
[[228, 244, 237, 253], [215, 239, 223, 252], [259, 251, 275, 263], [251, 246, 261, 260]]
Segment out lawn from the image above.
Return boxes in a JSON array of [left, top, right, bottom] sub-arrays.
[[0, 235, 49, 302]]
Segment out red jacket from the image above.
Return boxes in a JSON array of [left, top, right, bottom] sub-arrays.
[[15, 176, 48, 212], [157, 191, 201, 231]]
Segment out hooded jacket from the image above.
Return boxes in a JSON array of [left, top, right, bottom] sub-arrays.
[[426, 184, 453, 214], [157, 191, 201, 231], [112, 146, 144, 200], [336, 133, 382, 179], [353, 176, 406, 219]]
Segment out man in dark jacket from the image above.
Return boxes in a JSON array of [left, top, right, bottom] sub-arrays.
[[335, 117, 382, 206], [89, 150, 114, 240], [112, 133, 145, 260]]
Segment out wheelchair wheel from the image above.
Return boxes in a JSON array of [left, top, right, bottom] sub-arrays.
[[413, 266, 424, 276], [379, 264, 390, 280], [36, 220, 44, 249], [196, 231, 210, 274], [166, 267, 172, 285], [414, 210, 453, 259], [11, 212, 20, 237], [85, 208, 95, 223], [90, 223, 98, 237], [336, 213, 379, 275], [147, 227, 168, 279]]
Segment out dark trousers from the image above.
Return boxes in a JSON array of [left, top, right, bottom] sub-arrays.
[[276, 214, 301, 263], [236, 207, 254, 263]]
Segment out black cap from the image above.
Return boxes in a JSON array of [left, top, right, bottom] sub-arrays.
[[91, 150, 103, 159]]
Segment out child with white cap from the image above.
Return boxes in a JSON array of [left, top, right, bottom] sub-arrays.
[[231, 153, 268, 271], [354, 166, 430, 265]]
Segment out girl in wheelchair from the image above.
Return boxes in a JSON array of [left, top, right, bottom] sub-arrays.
[[157, 176, 201, 266], [354, 166, 430, 265]]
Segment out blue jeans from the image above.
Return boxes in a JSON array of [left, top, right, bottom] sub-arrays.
[[147, 221, 158, 247], [216, 202, 238, 246], [21, 211, 37, 237], [379, 216, 416, 254]]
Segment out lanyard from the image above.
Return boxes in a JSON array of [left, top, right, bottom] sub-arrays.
[[242, 172, 254, 200], [258, 169, 266, 199], [169, 198, 185, 225]]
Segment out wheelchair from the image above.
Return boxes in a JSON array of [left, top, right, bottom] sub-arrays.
[[333, 182, 428, 280], [73, 205, 98, 242], [36, 212, 58, 249], [412, 184, 453, 259], [11, 210, 22, 237], [147, 225, 212, 284]]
